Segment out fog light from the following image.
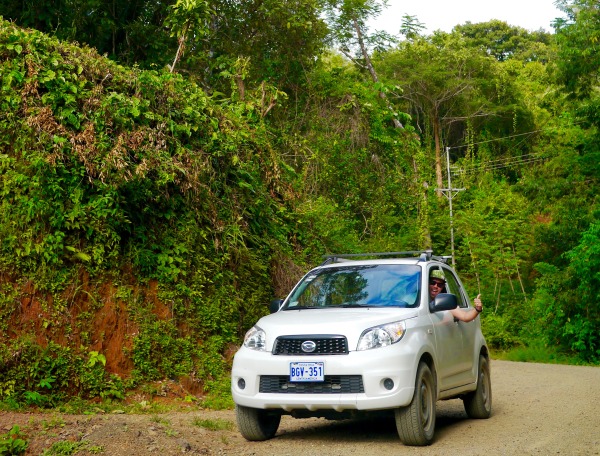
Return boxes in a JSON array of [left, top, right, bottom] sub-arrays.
[[383, 378, 394, 390], [237, 378, 246, 390]]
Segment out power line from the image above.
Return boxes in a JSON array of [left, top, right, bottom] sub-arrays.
[[443, 127, 551, 177], [447, 129, 544, 150], [453, 153, 551, 175], [447, 119, 587, 151], [455, 152, 546, 168], [465, 151, 545, 166]]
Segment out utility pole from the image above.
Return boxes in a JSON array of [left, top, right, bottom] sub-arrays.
[[437, 147, 465, 268]]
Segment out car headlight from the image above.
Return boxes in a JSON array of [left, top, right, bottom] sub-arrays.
[[243, 326, 266, 351], [357, 321, 406, 351]]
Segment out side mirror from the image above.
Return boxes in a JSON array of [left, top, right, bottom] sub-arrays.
[[429, 293, 458, 313], [269, 299, 284, 313]]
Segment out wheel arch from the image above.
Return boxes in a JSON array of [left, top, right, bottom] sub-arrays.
[[479, 344, 490, 361], [418, 351, 438, 392]]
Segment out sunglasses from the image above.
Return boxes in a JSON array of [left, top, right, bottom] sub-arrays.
[[430, 280, 445, 288]]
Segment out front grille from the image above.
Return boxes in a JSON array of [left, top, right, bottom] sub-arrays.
[[273, 335, 348, 355], [259, 375, 364, 394]]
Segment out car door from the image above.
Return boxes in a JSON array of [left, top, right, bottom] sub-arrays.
[[427, 266, 467, 391], [442, 268, 476, 385]]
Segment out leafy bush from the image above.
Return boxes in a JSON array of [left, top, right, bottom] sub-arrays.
[[0, 425, 28, 455], [131, 320, 196, 382], [0, 339, 123, 406], [532, 221, 600, 363], [480, 314, 521, 350]]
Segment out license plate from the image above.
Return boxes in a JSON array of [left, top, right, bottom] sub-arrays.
[[290, 362, 324, 382]]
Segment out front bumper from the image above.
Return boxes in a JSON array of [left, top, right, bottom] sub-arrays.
[[231, 344, 418, 412]]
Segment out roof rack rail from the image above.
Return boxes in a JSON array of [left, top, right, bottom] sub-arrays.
[[431, 255, 452, 264], [321, 250, 437, 265]]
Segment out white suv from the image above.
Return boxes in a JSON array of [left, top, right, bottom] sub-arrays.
[[231, 251, 492, 446]]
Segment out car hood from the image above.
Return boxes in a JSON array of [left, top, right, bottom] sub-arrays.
[[255, 307, 419, 352]]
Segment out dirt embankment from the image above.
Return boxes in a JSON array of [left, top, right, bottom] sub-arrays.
[[1, 360, 599, 456]]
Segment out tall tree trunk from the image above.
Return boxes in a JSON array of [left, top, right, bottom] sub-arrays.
[[352, 18, 403, 129], [494, 275, 500, 314], [171, 37, 185, 73], [413, 158, 432, 249], [170, 24, 189, 73], [512, 243, 527, 300], [467, 238, 481, 294], [433, 110, 443, 197]]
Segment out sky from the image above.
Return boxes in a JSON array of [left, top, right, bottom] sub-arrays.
[[370, 0, 565, 35]]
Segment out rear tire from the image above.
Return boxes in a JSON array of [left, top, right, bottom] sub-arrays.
[[235, 404, 281, 441], [395, 362, 436, 446], [463, 355, 492, 419]]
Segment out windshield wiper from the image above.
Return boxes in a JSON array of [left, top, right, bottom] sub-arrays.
[[284, 305, 322, 310], [285, 303, 374, 309]]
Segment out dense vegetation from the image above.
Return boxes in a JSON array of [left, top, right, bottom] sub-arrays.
[[0, 0, 598, 410]]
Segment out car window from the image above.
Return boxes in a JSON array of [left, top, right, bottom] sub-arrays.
[[285, 265, 421, 309], [443, 269, 468, 308]]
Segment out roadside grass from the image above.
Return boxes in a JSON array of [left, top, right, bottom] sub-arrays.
[[191, 417, 234, 431], [0, 394, 232, 417], [41, 440, 103, 455], [41, 440, 83, 456], [491, 345, 590, 365]]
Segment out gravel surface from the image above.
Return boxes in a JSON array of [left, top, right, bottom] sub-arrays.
[[2, 360, 599, 455]]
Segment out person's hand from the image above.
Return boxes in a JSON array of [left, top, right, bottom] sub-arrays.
[[474, 294, 483, 313]]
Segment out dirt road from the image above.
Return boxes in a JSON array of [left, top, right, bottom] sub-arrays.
[[2, 360, 599, 455]]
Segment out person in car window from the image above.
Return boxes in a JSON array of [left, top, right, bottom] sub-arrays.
[[429, 271, 483, 322]]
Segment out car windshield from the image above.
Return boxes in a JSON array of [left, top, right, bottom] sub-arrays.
[[284, 264, 421, 309]]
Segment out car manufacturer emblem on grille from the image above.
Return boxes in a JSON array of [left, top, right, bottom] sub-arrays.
[[301, 340, 317, 353]]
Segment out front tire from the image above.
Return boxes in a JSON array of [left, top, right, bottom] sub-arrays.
[[395, 362, 436, 446], [235, 404, 281, 441], [463, 355, 492, 419]]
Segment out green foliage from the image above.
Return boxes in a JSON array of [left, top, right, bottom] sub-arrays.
[[562, 221, 600, 358], [206, 0, 329, 90], [0, 425, 28, 456], [494, 342, 577, 365], [0, 0, 174, 67], [165, 0, 212, 72], [455, 179, 533, 291], [200, 377, 235, 410], [399, 15, 425, 40], [0, 283, 19, 333], [532, 221, 600, 362], [566, 222, 600, 303], [281, 54, 419, 253], [0, 339, 124, 406], [191, 417, 234, 431], [324, 0, 397, 53], [295, 197, 361, 253], [454, 20, 552, 62], [480, 314, 520, 350], [0, 0, 330, 93], [376, 30, 537, 162], [131, 320, 195, 381], [554, 0, 600, 99], [41, 440, 91, 456]]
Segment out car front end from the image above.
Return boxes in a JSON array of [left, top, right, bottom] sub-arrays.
[[231, 306, 430, 413]]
